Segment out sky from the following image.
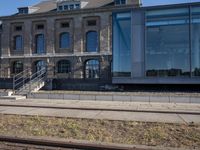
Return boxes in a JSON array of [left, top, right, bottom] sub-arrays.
[[0, 0, 199, 16]]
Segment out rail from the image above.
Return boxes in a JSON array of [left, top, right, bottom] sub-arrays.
[[0, 135, 142, 150]]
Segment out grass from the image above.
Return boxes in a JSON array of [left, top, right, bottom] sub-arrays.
[[0, 114, 199, 149]]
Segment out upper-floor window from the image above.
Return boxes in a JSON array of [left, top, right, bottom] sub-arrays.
[[35, 34, 45, 54], [18, 8, 28, 14], [14, 35, 23, 51], [58, 6, 63, 11], [64, 5, 68, 10], [86, 31, 98, 52], [69, 4, 74, 10], [115, 0, 126, 5], [87, 20, 97, 26], [15, 26, 22, 31], [60, 32, 70, 49], [75, 4, 80, 9], [36, 24, 44, 30], [61, 22, 70, 28]]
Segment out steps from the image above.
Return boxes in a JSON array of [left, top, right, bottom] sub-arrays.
[[0, 90, 26, 100]]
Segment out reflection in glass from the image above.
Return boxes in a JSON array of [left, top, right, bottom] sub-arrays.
[[85, 59, 100, 79], [14, 35, 23, 50], [146, 8, 190, 77], [113, 12, 131, 77]]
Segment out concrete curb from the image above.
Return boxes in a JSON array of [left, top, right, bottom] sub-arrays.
[[27, 93, 200, 104]]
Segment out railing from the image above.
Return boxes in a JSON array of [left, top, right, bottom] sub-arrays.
[[13, 67, 47, 95]]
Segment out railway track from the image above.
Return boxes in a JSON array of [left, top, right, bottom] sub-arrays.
[[0, 103, 199, 115], [0, 135, 155, 150]]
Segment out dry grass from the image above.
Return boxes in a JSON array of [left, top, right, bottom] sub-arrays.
[[0, 114, 199, 149]]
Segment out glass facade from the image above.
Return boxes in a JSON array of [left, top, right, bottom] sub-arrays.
[[35, 34, 45, 54], [113, 12, 131, 77], [86, 31, 98, 52], [146, 8, 190, 77], [60, 32, 70, 49], [192, 6, 200, 76]]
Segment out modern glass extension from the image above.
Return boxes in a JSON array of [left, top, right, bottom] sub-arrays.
[[112, 3, 200, 83], [146, 6, 200, 77], [113, 12, 131, 77]]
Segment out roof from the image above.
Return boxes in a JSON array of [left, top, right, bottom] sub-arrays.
[[31, 0, 114, 14]]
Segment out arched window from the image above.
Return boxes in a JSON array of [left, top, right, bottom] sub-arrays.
[[59, 32, 70, 49], [57, 60, 71, 73], [85, 59, 100, 79], [35, 34, 45, 54], [14, 35, 23, 50], [86, 31, 98, 52], [13, 61, 23, 74]]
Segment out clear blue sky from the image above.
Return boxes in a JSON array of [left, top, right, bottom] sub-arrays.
[[0, 0, 199, 16]]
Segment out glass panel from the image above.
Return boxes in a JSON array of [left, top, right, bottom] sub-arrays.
[[146, 8, 190, 77], [36, 60, 46, 72], [36, 34, 45, 54], [86, 31, 98, 52], [15, 35, 23, 50], [60, 32, 70, 49], [85, 60, 100, 79], [191, 6, 200, 76], [113, 12, 131, 77], [58, 60, 71, 73]]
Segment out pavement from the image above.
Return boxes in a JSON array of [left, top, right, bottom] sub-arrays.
[[0, 99, 200, 124]]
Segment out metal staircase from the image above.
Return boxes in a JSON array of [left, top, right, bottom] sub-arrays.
[[13, 67, 47, 96]]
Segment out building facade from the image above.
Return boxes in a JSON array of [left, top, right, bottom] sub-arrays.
[[0, 0, 200, 91], [112, 2, 200, 85]]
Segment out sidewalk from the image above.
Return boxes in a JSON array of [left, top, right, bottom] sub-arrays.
[[0, 99, 200, 124]]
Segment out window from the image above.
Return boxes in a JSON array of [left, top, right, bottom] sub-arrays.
[[146, 8, 190, 77], [115, 0, 126, 5], [61, 22, 70, 28], [13, 61, 23, 74], [192, 6, 200, 76], [113, 12, 131, 77], [18, 8, 28, 14], [69, 5, 74, 10], [14, 35, 23, 51], [87, 20, 97, 26], [64, 5, 68, 10], [36, 24, 44, 30], [35, 34, 45, 54], [85, 60, 100, 79], [86, 31, 98, 52], [59, 32, 70, 49], [15, 26, 22, 31], [58, 6, 63, 11], [75, 4, 80, 9], [57, 60, 71, 73]]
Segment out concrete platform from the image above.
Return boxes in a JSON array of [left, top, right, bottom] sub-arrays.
[[0, 99, 199, 124]]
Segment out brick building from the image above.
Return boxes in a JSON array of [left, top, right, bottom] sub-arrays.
[[0, 0, 140, 90]]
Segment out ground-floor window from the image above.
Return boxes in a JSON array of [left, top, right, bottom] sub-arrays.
[[57, 60, 71, 73], [12, 61, 23, 74], [85, 59, 100, 79]]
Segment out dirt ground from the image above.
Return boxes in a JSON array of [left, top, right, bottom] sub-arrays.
[[0, 114, 199, 149]]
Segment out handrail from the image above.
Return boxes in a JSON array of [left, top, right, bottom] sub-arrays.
[[14, 67, 47, 95]]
